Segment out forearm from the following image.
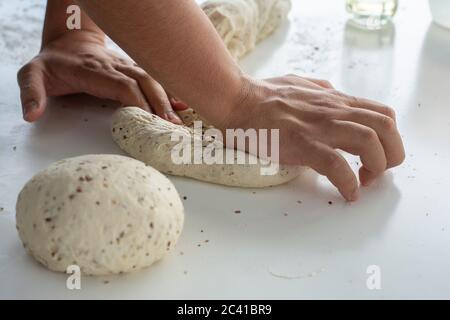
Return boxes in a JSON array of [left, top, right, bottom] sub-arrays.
[[76, 0, 247, 126], [42, 0, 105, 47]]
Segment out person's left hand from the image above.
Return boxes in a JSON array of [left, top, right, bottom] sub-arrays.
[[17, 31, 188, 123]]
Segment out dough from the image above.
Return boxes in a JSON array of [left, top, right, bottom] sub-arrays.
[[111, 107, 302, 188], [202, 0, 292, 59], [111, 0, 300, 187], [16, 155, 184, 276]]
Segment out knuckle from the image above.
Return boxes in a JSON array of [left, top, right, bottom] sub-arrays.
[[17, 63, 40, 88], [383, 106, 396, 120], [284, 74, 299, 85], [134, 68, 150, 81], [117, 77, 137, 91], [361, 127, 379, 142], [315, 94, 346, 111], [81, 59, 101, 70], [347, 94, 360, 104], [115, 78, 142, 104], [326, 153, 345, 170], [17, 63, 34, 79], [79, 53, 95, 59], [379, 115, 396, 132], [389, 149, 406, 168], [320, 79, 332, 87], [273, 87, 291, 100], [329, 89, 347, 99]]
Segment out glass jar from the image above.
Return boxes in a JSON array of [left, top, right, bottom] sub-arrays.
[[346, 0, 398, 30]]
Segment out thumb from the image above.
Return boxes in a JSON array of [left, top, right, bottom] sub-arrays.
[[17, 63, 47, 122]]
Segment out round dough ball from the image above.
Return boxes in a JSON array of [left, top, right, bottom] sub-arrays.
[[16, 155, 184, 276]]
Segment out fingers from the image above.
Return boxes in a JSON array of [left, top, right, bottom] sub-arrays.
[[327, 90, 405, 173], [344, 108, 405, 170], [299, 139, 359, 201], [169, 96, 189, 111], [72, 65, 151, 112], [114, 64, 183, 124], [17, 63, 47, 122], [325, 120, 387, 186], [332, 90, 397, 121]]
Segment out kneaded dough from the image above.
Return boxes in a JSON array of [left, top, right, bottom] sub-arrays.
[[111, 107, 302, 188], [111, 0, 299, 188], [16, 155, 184, 276], [202, 0, 292, 59]]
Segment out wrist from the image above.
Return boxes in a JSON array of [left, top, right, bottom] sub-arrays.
[[42, 0, 105, 48], [41, 29, 105, 52], [212, 73, 257, 130], [215, 74, 265, 131]]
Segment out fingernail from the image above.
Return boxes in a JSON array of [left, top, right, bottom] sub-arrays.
[[349, 188, 360, 202], [361, 177, 374, 187], [23, 100, 38, 118], [359, 167, 376, 187]]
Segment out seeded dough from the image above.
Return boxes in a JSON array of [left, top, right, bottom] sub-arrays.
[[111, 0, 300, 187], [16, 155, 184, 276], [202, 0, 292, 59], [111, 107, 302, 187]]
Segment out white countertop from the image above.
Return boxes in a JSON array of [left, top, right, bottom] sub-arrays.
[[1, 0, 449, 299]]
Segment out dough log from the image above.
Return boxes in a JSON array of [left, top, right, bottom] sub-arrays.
[[202, 0, 292, 59], [111, 107, 303, 188]]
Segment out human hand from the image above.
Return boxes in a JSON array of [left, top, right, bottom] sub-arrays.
[[223, 74, 405, 201], [17, 31, 187, 123]]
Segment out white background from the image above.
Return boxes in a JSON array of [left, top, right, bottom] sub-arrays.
[[0, 0, 449, 299]]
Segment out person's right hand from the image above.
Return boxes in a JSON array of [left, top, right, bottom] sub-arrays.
[[222, 75, 405, 201], [17, 30, 187, 123]]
